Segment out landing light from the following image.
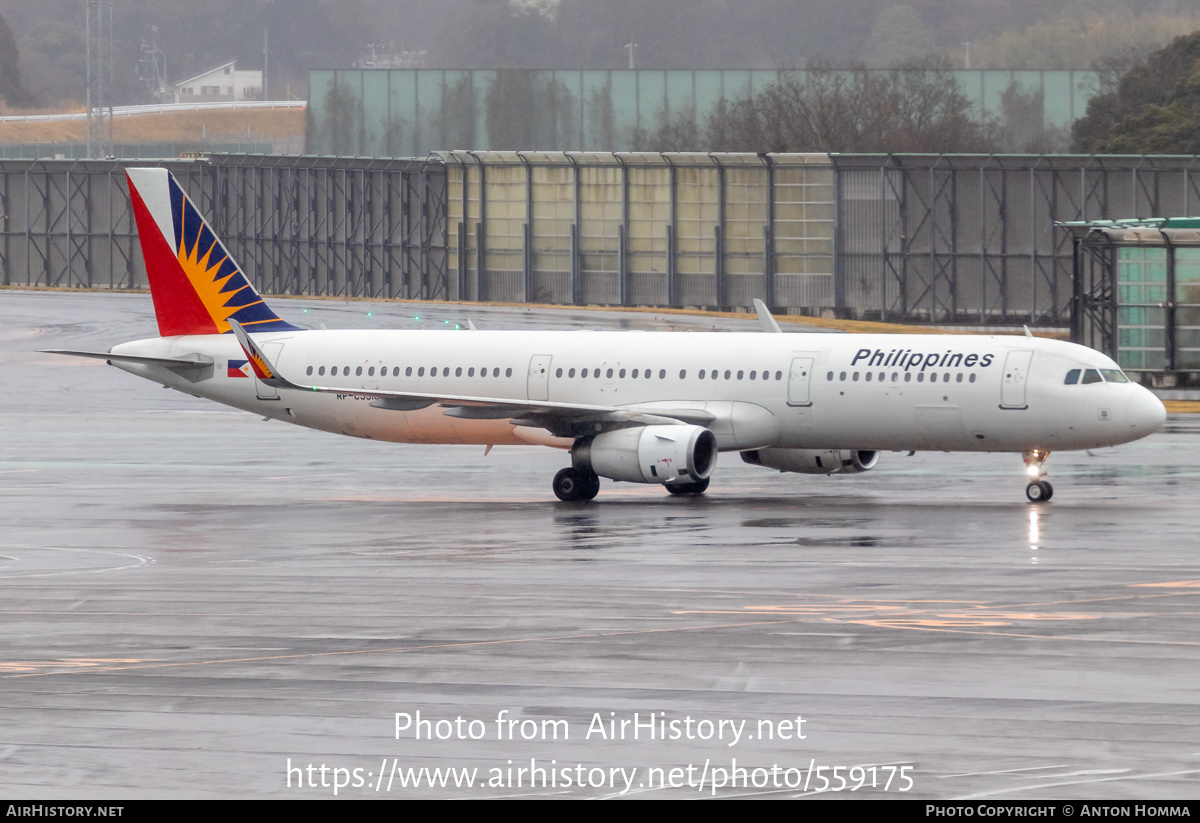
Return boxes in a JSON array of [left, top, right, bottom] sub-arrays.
[[1026, 465, 1040, 478]]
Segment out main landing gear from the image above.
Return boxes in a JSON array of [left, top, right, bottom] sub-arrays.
[[551, 470, 712, 501], [552, 467, 601, 502], [1023, 449, 1053, 502]]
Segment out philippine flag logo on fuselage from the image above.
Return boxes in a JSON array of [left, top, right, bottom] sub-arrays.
[[228, 359, 252, 378]]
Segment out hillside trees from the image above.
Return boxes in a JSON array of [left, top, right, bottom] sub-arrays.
[[0, 10, 34, 107], [1072, 32, 1200, 153]]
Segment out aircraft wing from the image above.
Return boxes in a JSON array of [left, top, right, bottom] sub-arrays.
[[226, 320, 714, 437]]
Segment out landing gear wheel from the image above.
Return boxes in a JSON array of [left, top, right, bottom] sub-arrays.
[[553, 467, 600, 502], [666, 477, 710, 496], [1025, 480, 1053, 502]]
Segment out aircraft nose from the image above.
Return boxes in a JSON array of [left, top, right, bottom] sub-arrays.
[[1126, 386, 1167, 438]]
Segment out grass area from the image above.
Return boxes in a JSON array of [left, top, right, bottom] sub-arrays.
[[0, 108, 304, 145]]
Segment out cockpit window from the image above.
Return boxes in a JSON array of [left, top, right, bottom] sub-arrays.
[[1064, 369, 1080, 385], [1081, 369, 1102, 384], [1100, 369, 1129, 383]]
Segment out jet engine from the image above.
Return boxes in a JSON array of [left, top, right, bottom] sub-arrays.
[[740, 448, 879, 475], [574, 425, 717, 484]]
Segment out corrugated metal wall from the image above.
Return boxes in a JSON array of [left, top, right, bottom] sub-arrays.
[[444, 151, 834, 311]]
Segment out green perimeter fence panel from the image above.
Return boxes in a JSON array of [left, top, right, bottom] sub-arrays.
[[1065, 220, 1200, 376], [308, 69, 1100, 157]]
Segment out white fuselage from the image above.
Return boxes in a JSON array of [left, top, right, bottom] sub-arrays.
[[108, 329, 1166, 455]]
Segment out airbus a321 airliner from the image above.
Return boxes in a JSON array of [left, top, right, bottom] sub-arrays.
[[48, 168, 1166, 502]]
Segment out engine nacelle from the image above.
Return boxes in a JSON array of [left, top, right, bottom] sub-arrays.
[[740, 448, 879, 475], [575, 425, 717, 485]]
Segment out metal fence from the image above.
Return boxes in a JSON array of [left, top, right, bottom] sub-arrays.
[[833, 154, 1200, 324], [0, 154, 448, 299], [11, 152, 1200, 329]]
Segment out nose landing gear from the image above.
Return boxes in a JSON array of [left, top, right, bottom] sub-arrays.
[[1023, 449, 1053, 502]]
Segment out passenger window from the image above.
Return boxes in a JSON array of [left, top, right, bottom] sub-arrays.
[[356, 366, 363, 376], [418, 367, 425, 376], [555, 368, 562, 378], [827, 371, 834, 381], [1064, 369, 1080, 385], [852, 372, 859, 381], [929, 373, 937, 383], [1081, 369, 1102, 384], [619, 368, 626, 378], [606, 368, 613, 378], [724, 370, 731, 380], [775, 371, 782, 380], [956, 373, 963, 383], [633, 369, 640, 378], [969, 373, 976, 383], [318, 366, 325, 376], [405, 367, 412, 376], [493, 368, 500, 377], [443, 367, 450, 377], [917, 373, 924, 382], [569, 368, 576, 378], [737, 370, 744, 380], [750, 370, 757, 380], [469, 367, 476, 377], [659, 369, 666, 379], [865, 372, 873, 382], [368, 367, 375, 376], [506, 368, 513, 377], [904, 373, 911, 382], [839, 371, 846, 381]]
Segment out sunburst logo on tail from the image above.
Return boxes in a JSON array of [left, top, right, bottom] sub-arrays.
[[127, 168, 299, 337]]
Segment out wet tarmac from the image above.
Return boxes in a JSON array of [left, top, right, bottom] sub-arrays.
[[3, 291, 1200, 799]]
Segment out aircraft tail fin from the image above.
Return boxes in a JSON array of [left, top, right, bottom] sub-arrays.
[[125, 167, 299, 337]]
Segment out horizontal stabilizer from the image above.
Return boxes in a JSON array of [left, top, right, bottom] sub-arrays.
[[41, 349, 214, 369]]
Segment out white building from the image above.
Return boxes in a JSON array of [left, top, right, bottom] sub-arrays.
[[174, 61, 263, 103]]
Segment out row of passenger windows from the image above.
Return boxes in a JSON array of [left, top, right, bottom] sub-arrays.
[[553, 367, 784, 381], [828, 370, 977, 384], [1064, 368, 1129, 385], [302, 364, 786, 382], [306, 365, 515, 378]]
